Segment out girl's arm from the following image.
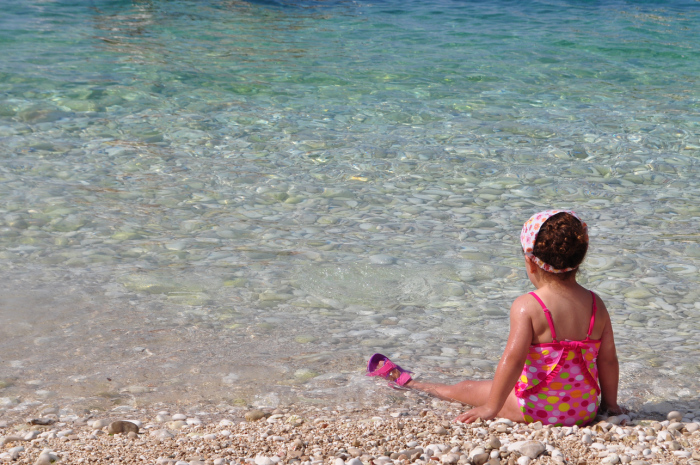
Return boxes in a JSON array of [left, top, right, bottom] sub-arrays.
[[455, 296, 533, 423], [596, 300, 623, 414]]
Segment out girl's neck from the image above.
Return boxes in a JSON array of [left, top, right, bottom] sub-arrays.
[[524, 256, 583, 292], [536, 278, 581, 292], [532, 269, 581, 292]]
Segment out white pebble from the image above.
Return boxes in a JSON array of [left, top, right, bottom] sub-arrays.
[[667, 422, 683, 432], [150, 429, 174, 440], [33, 453, 54, 465], [8, 446, 24, 460], [172, 414, 187, 421], [516, 457, 531, 465], [441, 454, 459, 465], [255, 455, 273, 465], [494, 418, 514, 426], [468, 447, 486, 459], [91, 419, 110, 429], [369, 254, 395, 265], [34, 451, 59, 465]]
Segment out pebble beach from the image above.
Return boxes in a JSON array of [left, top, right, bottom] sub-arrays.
[[2, 390, 700, 465]]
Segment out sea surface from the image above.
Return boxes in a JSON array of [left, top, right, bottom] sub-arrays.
[[1, 0, 699, 414]]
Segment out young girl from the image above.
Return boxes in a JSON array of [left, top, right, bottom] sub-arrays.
[[367, 210, 623, 426]]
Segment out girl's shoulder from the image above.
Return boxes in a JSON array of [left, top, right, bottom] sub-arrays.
[[591, 290, 611, 321], [510, 291, 545, 317], [592, 290, 607, 306], [588, 289, 609, 312]]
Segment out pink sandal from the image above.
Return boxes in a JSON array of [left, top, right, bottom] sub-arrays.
[[366, 353, 413, 387]]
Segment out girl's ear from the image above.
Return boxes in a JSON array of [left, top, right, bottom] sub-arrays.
[[525, 255, 539, 274]]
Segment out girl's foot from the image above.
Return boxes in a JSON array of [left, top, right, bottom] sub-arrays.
[[366, 353, 413, 386], [376, 360, 401, 382]]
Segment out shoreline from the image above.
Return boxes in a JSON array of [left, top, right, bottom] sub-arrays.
[[2, 391, 699, 465]]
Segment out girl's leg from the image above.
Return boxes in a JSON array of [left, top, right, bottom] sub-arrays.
[[404, 379, 524, 423], [374, 361, 522, 422], [405, 379, 523, 422], [405, 379, 492, 405]]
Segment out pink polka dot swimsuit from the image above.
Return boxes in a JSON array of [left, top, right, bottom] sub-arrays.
[[514, 291, 601, 426]]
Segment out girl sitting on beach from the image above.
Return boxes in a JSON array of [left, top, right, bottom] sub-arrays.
[[367, 210, 624, 426]]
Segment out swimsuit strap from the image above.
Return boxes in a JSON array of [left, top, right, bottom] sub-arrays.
[[529, 292, 557, 342], [586, 290, 598, 338]]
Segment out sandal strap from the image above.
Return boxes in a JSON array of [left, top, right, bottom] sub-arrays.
[[367, 359, 398, 378], [395, 372, 412, 386]]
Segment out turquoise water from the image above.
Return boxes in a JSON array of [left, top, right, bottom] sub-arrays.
[[1, 0, 699, 412]]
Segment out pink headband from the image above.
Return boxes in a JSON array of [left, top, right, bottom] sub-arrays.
[[520, 210, 587, 273]]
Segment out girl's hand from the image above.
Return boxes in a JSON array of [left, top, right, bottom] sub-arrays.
[[599, 403, 628, 416], [455, 405, 498, 424]]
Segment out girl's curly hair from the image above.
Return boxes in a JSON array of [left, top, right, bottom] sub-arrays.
[[533, 212, 588, 278]]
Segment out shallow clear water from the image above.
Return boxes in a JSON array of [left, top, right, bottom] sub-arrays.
[[1, 0, 699, 412]]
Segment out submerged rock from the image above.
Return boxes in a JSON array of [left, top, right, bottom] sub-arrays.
[[107, 420, 139, 435], [245, 410, 266, 422]]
